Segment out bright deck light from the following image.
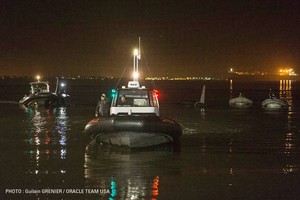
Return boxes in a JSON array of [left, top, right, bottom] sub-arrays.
[[133, 72, 139, 79], [60, 83, 66, 88], [36, 75, 40, 82]]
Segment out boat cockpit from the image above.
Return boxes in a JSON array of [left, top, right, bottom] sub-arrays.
[[110, 82, 159, 116], [29, 81, 50, 94]]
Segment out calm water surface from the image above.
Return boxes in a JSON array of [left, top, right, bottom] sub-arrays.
[[1, 79, 300, 200]]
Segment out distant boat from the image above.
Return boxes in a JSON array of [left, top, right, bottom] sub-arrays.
[[194, 85, 206, 108], [229, 93, 253, 108], [261, 90, 288, 109], [19, 77, 70, 108]]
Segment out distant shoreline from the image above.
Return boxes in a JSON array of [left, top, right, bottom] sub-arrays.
[[227, 74, 300, 81], [1, 75, 299, 82]]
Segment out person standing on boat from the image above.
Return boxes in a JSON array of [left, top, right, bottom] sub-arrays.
[[95, 94, 109, 117], [269, 89, 276, 99]]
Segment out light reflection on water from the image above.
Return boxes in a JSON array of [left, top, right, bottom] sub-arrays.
[[24, 107, 69, 176], [25, 107, 69, 145], [84, 141, 174, 199]]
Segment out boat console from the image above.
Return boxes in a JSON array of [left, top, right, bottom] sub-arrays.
[[110, 84, 159, 116]]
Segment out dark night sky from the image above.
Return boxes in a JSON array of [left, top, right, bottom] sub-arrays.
[[1, 0, 300, 78]]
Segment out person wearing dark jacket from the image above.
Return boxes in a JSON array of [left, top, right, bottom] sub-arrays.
[[95, 94, 110, 117]]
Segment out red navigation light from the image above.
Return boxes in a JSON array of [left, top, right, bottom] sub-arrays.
[[153, 90, 159, 99]]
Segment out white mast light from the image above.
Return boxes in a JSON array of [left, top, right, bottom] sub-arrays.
[[133, 72, 139, 79], [129, 37, 141, 86], [133, 47, 140, 82]]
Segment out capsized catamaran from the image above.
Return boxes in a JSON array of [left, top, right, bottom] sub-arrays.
[[261, 89, 288, 110], [229, 92, 253, 108]]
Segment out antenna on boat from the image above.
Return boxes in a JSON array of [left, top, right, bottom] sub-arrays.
[[129, 37, 141, 88], [55, 77, 59, 94], [133, 37, 141, 81]]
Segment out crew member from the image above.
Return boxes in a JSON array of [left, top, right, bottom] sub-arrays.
[[95, 94, 109, 117]]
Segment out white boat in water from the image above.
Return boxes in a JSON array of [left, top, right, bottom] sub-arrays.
[[84, 38, 182, 148], [229, 93, 253, 108], [19, 77, 70, 108], [261, 90, 288, 109]]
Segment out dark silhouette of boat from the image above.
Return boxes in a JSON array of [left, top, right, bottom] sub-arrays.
[[19, 77, 70, 107]]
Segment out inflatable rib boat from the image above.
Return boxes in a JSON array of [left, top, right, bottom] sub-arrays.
[[84, 39, 182, 148]]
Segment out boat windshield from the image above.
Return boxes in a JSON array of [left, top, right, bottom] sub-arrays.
[[110, 88, 159, 116], [30, 82, 50, 94], [116, 89, 150, 107]]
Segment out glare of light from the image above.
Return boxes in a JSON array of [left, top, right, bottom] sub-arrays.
[[133, 72, 139, 79], [111, 89, 116, 98], [283, 165, 295, 174], [279, 68, 297, 76], [60, 83, 65, 88], [36, 75, 40, 82], [60, 148, 67, 159], [133, 49, 139, 56], [152, 176, 159, 197], [109, 178, 117, 198]]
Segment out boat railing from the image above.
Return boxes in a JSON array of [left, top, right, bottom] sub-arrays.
[[115, 113, 157, 117], [110, 106, 159, 116]]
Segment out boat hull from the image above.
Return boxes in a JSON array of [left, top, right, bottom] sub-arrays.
[[19, 93, 70, 107], [261, 98, 288, 109], [84, 116, 182, 148], [229, 97, 253, 108], [94, 132, 172, 148]]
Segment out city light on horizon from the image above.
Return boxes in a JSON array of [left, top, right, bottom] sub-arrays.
[[279, 68, 298, 76]]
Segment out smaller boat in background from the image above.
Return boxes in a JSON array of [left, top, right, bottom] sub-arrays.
[[261, 90, 288, 110], [19, 76, 70, 108], [229, 93, 253, 108], [194, 85, 206, 108]]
